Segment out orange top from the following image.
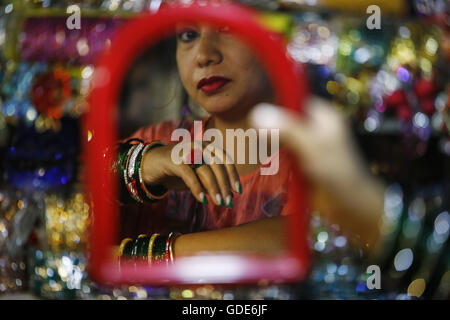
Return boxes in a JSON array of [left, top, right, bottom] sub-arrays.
[[119, 117, 296, 239]]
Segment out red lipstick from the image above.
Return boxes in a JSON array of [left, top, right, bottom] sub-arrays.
[[197, 76, 231, 94]]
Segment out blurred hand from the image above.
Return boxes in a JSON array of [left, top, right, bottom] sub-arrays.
[[250, 97, 366, 190], [249, 97, 385, 250]]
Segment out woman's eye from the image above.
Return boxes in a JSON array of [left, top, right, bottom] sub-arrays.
[[177, 29, 198, 43]]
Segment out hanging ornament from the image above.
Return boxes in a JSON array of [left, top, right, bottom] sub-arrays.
[[20, 17, 125, 65], [0, 62, 86, 129], [287, 14, 338, 65], [3, 116, 80, 191], [31, 67, 72, 119], [41, 190, 90, 253], [0, 7, 6, 74], [1, 62, 47, 101], [27, 249, 89, 299], [414, 76, 437, 99], [411, 0, 448, 20], [0, 187, 36, 295], [421, 98, 435, 116], [336, 22, 392, 75], [0, 62, 47, 122], [24, 185, 91, 299]]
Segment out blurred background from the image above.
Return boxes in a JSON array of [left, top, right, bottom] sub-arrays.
[[0, 0, 448, 300]]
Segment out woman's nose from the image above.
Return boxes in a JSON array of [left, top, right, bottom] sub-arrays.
[[195, 30, 222, 67]]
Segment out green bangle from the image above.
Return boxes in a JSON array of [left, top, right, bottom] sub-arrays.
[[117, 140, 144, 204], [118, 144, 130, 173], [118, 138, 144, 173], [133, 147, 150, 202], [152, 234, 167, 264], [137, 235, 151, 259], [131, 234, 147, 259]]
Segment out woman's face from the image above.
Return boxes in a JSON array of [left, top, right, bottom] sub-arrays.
[[175, 23, 274, 116]]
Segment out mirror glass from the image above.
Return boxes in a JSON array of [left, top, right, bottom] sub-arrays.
[[107, 22, 296, 269]]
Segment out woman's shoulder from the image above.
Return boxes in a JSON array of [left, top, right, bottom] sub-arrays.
[[124, 117, 197, 144]]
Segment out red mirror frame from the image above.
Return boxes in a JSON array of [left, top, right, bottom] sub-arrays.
[[84, 1, 311, 285]]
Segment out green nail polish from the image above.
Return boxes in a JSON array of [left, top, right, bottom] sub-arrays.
[[200, 193, 208, 204], [238, 182, 242, 194], [220, 198, 225, 206], [227, 199, 233, 209]]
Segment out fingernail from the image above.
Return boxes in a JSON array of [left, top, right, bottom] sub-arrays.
[[216, 194, 224, 206], [199, 192, 208, 204], [235, 181, 242, 194], [225, 195, 232, 206], [227, 196, 233, 209]]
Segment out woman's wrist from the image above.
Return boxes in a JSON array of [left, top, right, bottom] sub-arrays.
[[141, 144, 164, 186], [135, 142, 169, 201], [172, 233, 184, 259], [114, 139, 169, 203]]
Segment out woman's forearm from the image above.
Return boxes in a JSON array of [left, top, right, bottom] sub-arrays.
[[173, 216, 288, 258], [312, 169, 385, 251]]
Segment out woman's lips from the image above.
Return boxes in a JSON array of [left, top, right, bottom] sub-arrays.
[[197, 76, 231, 94]]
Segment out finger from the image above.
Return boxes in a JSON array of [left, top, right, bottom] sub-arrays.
[[205, 144, 242, 195], [177, 165, 208, 204], [208, 162, 233, 208], [249, 103, 309, 156], [224, 162, 241, 195], [195, 165, 224, 206]]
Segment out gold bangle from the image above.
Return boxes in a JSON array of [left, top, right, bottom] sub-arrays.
[[118, 238, 133, 257], [168, 232, 182, 264], [147, 233, 159, 265]]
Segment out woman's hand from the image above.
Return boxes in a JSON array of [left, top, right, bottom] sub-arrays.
[[250, 97, 363, 188], [141, 142, 241, 207], [249, 98, 385, 250]]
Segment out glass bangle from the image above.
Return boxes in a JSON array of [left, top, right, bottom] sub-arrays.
[[133, 144, 153, 202], [118, 138, 144, 175], [118, 238, 133, 269], [127, 143, 144, 183], [127, 143, 146, 202], [130, 234, 146, 258], [152, 234, 167, 265], [120, 238, 135, 267], [168, 232, 182, 264], [147, 233, 160, 265], [110, 139, 145, 205], [165, 233, 172, 266], [119, 238, 133, 257], [135, 234, 150, 260], [124, 145, 144, 203], [138, 141, 169, 201]]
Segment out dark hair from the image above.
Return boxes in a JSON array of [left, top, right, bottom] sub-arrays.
[[118, 36, 188, 137]]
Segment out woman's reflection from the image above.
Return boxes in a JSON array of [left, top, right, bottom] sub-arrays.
[[116, 23, 291, 263]]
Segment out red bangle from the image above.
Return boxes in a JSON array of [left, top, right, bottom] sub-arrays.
[[168, 232, 181, 264], [165, 233, 171, 266]]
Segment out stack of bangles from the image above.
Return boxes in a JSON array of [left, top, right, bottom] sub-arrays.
[[112, 138, 169, 204], [118, 232, 182, 266]]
